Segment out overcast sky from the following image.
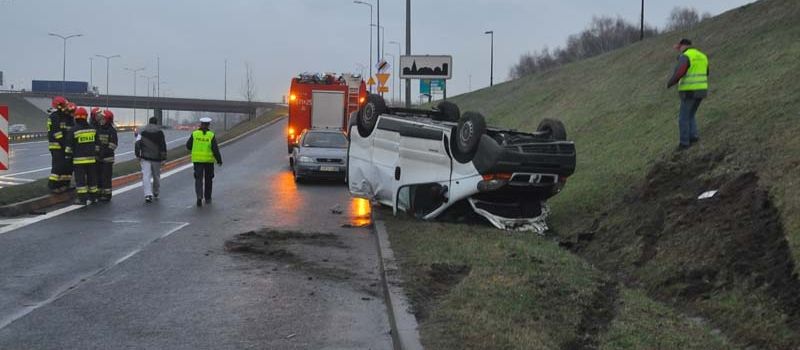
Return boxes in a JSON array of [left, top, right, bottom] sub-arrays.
[[1, 0, 755, 106]]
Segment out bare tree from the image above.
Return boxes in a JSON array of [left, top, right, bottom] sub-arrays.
[[509, 16, 658, 79], [666, 7, 711, 32], [240, 61, 258, 103]]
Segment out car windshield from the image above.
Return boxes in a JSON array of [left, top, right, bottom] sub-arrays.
[[302, 132, 347, 148]]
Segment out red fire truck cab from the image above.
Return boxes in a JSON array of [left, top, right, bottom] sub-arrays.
[[287, 73, 367, 153]]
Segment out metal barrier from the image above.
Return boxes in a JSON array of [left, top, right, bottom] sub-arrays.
[[9, 132, 48, 142]]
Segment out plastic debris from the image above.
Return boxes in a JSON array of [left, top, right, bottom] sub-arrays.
[[698, 190, 718, 200]]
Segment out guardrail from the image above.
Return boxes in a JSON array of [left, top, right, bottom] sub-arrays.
[[9, 132, 48, 142]]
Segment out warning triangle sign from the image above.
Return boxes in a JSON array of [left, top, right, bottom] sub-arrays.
[[376, 73, 390, 87], [367, 77, 376, 86]]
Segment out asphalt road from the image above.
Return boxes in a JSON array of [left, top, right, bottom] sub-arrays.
[[0, 120, 392, 349], [0, 130, 192, 188]]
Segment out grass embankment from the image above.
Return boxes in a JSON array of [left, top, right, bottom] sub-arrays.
[[384, 0, 800, 348], [0, 108, 285, 207]]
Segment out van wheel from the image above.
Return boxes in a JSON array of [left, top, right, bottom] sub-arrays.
[[357, 94, 387, 138], [537, 118, 567, 141], [453, 111, 486, 160], [433, 101, 460, 122]]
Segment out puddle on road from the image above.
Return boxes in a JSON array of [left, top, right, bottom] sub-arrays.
[[347, 198, 372, 228]]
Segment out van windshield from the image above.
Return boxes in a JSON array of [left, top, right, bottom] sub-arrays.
[[302, 132, 348, 148]]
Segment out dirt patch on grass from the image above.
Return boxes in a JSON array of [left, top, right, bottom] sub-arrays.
[[224, 228, 354, 281], [561, 281, 619, 350], [572, 151, 800, 347], [407, 263, 471, 321]]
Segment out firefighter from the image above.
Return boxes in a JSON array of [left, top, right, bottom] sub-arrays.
[[47, 96, 71, 193], [65, 107, 100, 205], [95, 109, 118, 201], [186, 117, 222, 207], [61, 102, 78, 189], [90, 107, 102, 127]]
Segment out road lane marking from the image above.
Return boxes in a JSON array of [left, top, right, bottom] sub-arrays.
[[0, 221, 190, 331], [0, 162, 194, 235], [2, 167, 51, 177]]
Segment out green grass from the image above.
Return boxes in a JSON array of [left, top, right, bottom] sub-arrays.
[[382, 0, 800, 348], [0, 108, 285, 207], [383, 210, 730, 349]]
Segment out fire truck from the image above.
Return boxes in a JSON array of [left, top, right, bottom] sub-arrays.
[[287, 73, 367, 153]]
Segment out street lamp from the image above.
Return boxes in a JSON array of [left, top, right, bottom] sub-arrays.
[[48, 32, 83, 94], [484, 30, 494, 87], [95, 54, 120, 107], [388, 40, 402, 104], [370, 24, 385, 59], [124, 67, 145, 127], [353, 0, 373, 90]]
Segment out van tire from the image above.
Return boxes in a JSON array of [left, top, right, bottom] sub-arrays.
[[357, 94, 387, 138], [433, 101, 460, 122], [537, 118, 567, 141], [454, 111, 486, 160]]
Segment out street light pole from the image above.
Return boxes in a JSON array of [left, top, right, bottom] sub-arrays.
[[640, 0, 645, 40], [48, 32, 83, 95], [370, 24, 385, 58], [405, 0, 411, 107], [353, 0, 373, 92], [484, 30, 494, 87], [124, 67, 145, 127], [224, 58, 228, 130], [95, 54, 121, 108], [384, 53, 395, 103]]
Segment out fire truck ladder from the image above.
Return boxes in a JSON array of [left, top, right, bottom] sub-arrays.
[[347, 86, 361, 114]]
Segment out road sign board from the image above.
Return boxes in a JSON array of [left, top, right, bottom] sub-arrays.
[[376, 73, 390, 87], [378, 86, 389, 93], [367, 77, 376, 86], [0, 105, 8, 171], [376, 59, 390, 72], [430, 79, 445, 91], [419, 80, 431, 95], [400, 55, 452, 80]]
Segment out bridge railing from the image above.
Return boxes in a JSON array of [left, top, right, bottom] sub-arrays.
[[8, 132, 48, 142]]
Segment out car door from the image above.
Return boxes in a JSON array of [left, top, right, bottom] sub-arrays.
[[369, 118, 402, 207]]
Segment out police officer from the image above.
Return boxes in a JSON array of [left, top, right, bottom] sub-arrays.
[[186, 117, 222, 207], [47, 96, 71, 192], [95, 109, 118, 201], [667, 38, 709, 150], [65, 107, 100, 205]]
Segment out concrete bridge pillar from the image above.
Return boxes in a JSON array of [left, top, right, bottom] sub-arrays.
[[154, 109, 163, 125]]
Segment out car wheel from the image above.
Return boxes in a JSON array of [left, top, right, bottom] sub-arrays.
[[537, 118, 567, 141], [454, 111, 486, 158], [293, 169, 302, 184], [287, 144, 294, 154], [357, 94, 387, 138], [433, 101, 460, 122]]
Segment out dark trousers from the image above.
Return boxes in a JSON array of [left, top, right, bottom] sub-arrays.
[[193, 163, 215, 200], [678, 96, 703, 146], [74, 163, 98, 202], [97, 161, 114, 199], [49, 149, 73, 190]]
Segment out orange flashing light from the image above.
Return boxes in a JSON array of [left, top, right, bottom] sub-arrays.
[[289, 94, 297, 102], [359, 96, 366, 104], [288, 127, 295, 135]]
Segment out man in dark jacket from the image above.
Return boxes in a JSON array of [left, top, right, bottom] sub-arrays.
[[64, 107, 100, 205], [95, 109, 118, 201], [186, 117, 222, 207], [667, 38, 709, 151], [47, 96, 71, 192], [135, 117, 167, 203]]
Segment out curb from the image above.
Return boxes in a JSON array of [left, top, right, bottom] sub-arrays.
[[373, 212, 424, 350], [0, 116, 286, 217]]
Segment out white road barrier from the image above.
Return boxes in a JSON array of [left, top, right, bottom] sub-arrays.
[[0, 105, 9, 172]]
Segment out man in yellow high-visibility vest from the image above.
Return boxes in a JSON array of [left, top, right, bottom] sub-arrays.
[[186, 117, 222, 207], [667, 38, 709, 151]]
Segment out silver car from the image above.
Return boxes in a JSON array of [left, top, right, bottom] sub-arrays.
[[289, 129, 348, 183]]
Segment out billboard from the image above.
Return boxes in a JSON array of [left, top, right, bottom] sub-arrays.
[[400, 55, 452, 80]]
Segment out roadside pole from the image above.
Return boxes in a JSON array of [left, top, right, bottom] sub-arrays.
[[0, 105, 8, 172]]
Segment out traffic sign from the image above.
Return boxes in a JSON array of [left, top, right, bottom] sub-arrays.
[[367, 77, 376, 86], [419, 80, 431, 95], [0, 105, 8, 171], [378, 86, 389, 93], [376, 73, 390, 87], [376, 59, 390, 72], [430, 79, 445, 91], [400, 55, 452, 79]]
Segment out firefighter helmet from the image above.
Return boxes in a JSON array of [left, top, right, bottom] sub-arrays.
[[74, 107, 89, 120], [66, 102, 77, 114], [51, 96, 69, 109], [103, 110, 114, 122], [90, 107, 101, 119]]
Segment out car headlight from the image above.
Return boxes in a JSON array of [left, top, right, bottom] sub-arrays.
[[298, 156, 315, 163]]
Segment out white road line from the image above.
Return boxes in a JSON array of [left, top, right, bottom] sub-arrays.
[[2, 167, 51, 177], [0, 177, 35, 183], [0, 221, 190, 331], [9, 140, 49, 146], [0, 162, 194, 235]]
